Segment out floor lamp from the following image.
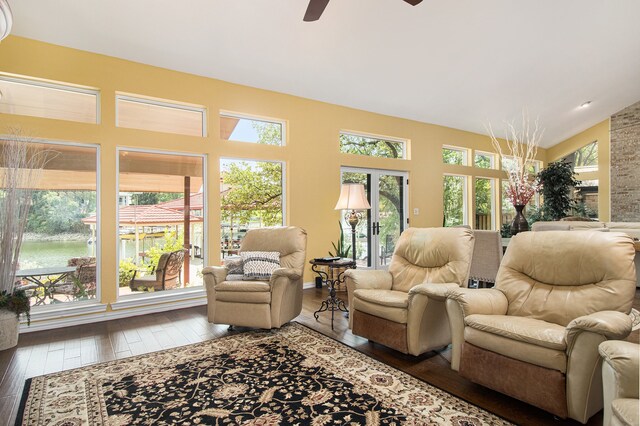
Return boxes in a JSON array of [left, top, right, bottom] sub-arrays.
[[334, 183, 371, 263]]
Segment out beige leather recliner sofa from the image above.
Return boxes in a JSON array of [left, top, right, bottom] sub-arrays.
[[599, 340, 639, 426], [203, 226, 307, 329], [345, 227, 474, 356], [445, 231, 637, 423]]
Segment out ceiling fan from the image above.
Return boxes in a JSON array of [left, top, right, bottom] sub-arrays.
[[303, 0, 423, 22]]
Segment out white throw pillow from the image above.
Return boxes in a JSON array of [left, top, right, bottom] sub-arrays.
[[241, 251, 280, 280]]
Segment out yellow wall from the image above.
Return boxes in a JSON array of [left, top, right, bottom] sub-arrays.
[[546, 120, 610, 221], [0, 36, 547, 307]]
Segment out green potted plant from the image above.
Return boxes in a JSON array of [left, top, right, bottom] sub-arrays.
[[0, 132, 47, 350], [537, 159, 580, 221]]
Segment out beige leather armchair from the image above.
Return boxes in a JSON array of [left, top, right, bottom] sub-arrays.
[[203, 226, 307, 329], [446, 231, 637, 423], [599, 341, 639, 426], [345, 227, 474, 356]]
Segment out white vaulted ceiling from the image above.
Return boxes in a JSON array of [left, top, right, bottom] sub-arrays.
[[9, 0, 640, 147]]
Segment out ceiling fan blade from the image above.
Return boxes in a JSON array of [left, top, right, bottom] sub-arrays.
[[403, 0, 423, 5], [303, 0, 330, 22]]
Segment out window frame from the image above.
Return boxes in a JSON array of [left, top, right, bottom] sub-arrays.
[[339, 130, 408, 160], [0, 136, 103, 307], [219, 156, 287, 251], [219, 111, 287, 146], [474, 176, 497, 230], [474, 150, 496, 169], [116, 94, 207, 137], [443, 173, 469, 226], [442, 145, 469, 166], [115, 146, 208, 300], [0, 73, 100, 124]]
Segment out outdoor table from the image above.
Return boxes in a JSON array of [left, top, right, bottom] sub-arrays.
[[15, 266, 77, 305]]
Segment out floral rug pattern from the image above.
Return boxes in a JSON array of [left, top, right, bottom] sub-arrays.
[[17, 323, 511, 425]]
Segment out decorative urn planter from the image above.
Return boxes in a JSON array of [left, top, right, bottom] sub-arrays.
[[0, 309, 19, 351], [510, 204, 530, 236]]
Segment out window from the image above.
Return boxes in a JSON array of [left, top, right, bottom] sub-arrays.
[[563, 141, 598, 173], [573, 179, 599, 219], [502, 156, 540, 175], [474, 151, 495, 169], [442, 146, 468, 165], [340, 132, 406, 159], [5, 139, 100, 307], [443, 175, 467, 226], [220, 113, 284, 146], [220, 159, 284, 258], [0, 75, 99, 124], [475, 178, 495, 230], [117, 149, 205, 296], [116, 95, 206, 137]]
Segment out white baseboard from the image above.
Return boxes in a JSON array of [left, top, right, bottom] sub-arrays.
[[20, 295, 207, 333]]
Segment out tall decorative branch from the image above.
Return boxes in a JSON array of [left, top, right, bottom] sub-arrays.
[[487, 111, 543, 206], [0, 130, 49, 295]]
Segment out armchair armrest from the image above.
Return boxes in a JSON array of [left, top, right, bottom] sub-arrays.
[[445, 287, 509, 317], [344, 269, 392, 291], [271, 268, 302, 281], [410, 282, 460, 300], [444, 288, 508, 371], [566, 311, 632, 349], [202, 266, 228, 287], [599, 340, 639, 399]]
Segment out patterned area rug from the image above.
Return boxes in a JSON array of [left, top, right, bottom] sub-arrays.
[[16, 323, 512, 425]]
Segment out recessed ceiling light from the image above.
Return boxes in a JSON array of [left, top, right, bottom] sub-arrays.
[[579, 101, 592, 108]]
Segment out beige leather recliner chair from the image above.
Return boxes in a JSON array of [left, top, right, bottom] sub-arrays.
[[599, 341, 639, 426], [203, 226, 307, 329], [446, 231, 637, 423], [345, 227, 474, 356]]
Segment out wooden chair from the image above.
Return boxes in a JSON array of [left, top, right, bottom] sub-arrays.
[[129, 249, 185, 292]]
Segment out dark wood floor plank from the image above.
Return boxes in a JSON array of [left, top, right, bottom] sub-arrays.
[[43, 349, 64, 375]]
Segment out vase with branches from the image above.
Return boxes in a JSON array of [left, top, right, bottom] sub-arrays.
[[0, 131, 49, 349], [487, 112, 543, 235]]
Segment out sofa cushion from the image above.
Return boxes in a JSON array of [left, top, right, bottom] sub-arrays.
[[465, 314, 567, 351], [215, 281, 270, 292], [353, 289, 408, 308], [465, 327, 567, 372], [241, 251, 280, 279], [216, 290, 271, 304], [353, 290, 409, 324]]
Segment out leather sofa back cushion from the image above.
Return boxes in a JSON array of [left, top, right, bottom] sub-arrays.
[[240, 226, 307, 275], [389, 227, 474, 292], [497, 231, 637, 326]]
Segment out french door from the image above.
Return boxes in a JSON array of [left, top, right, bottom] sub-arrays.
[[340, 167, 408, 269]]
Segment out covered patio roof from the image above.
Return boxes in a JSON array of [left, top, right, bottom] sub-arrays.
[[82, 204, 203, 226]]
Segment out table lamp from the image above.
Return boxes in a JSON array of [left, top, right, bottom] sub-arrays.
[[334, 183, 371, 263]]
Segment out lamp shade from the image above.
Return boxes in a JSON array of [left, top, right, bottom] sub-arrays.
[[334, 183, 371, 210]]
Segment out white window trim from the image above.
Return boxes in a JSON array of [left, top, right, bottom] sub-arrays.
[[0, 74, 101, 124], [442, 145, 469, 166], [220, 110, 287, 146], [340, 130, 408, 159], [0, 136, 103, 307], [443, 173, 469, 226], [115, 147, 208, 301], [474, 176, 497, 230], [474, 150, 497, 169], [116, 94, 207, 137]]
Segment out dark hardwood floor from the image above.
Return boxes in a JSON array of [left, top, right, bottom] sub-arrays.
[[1, 288, 639, 426]]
